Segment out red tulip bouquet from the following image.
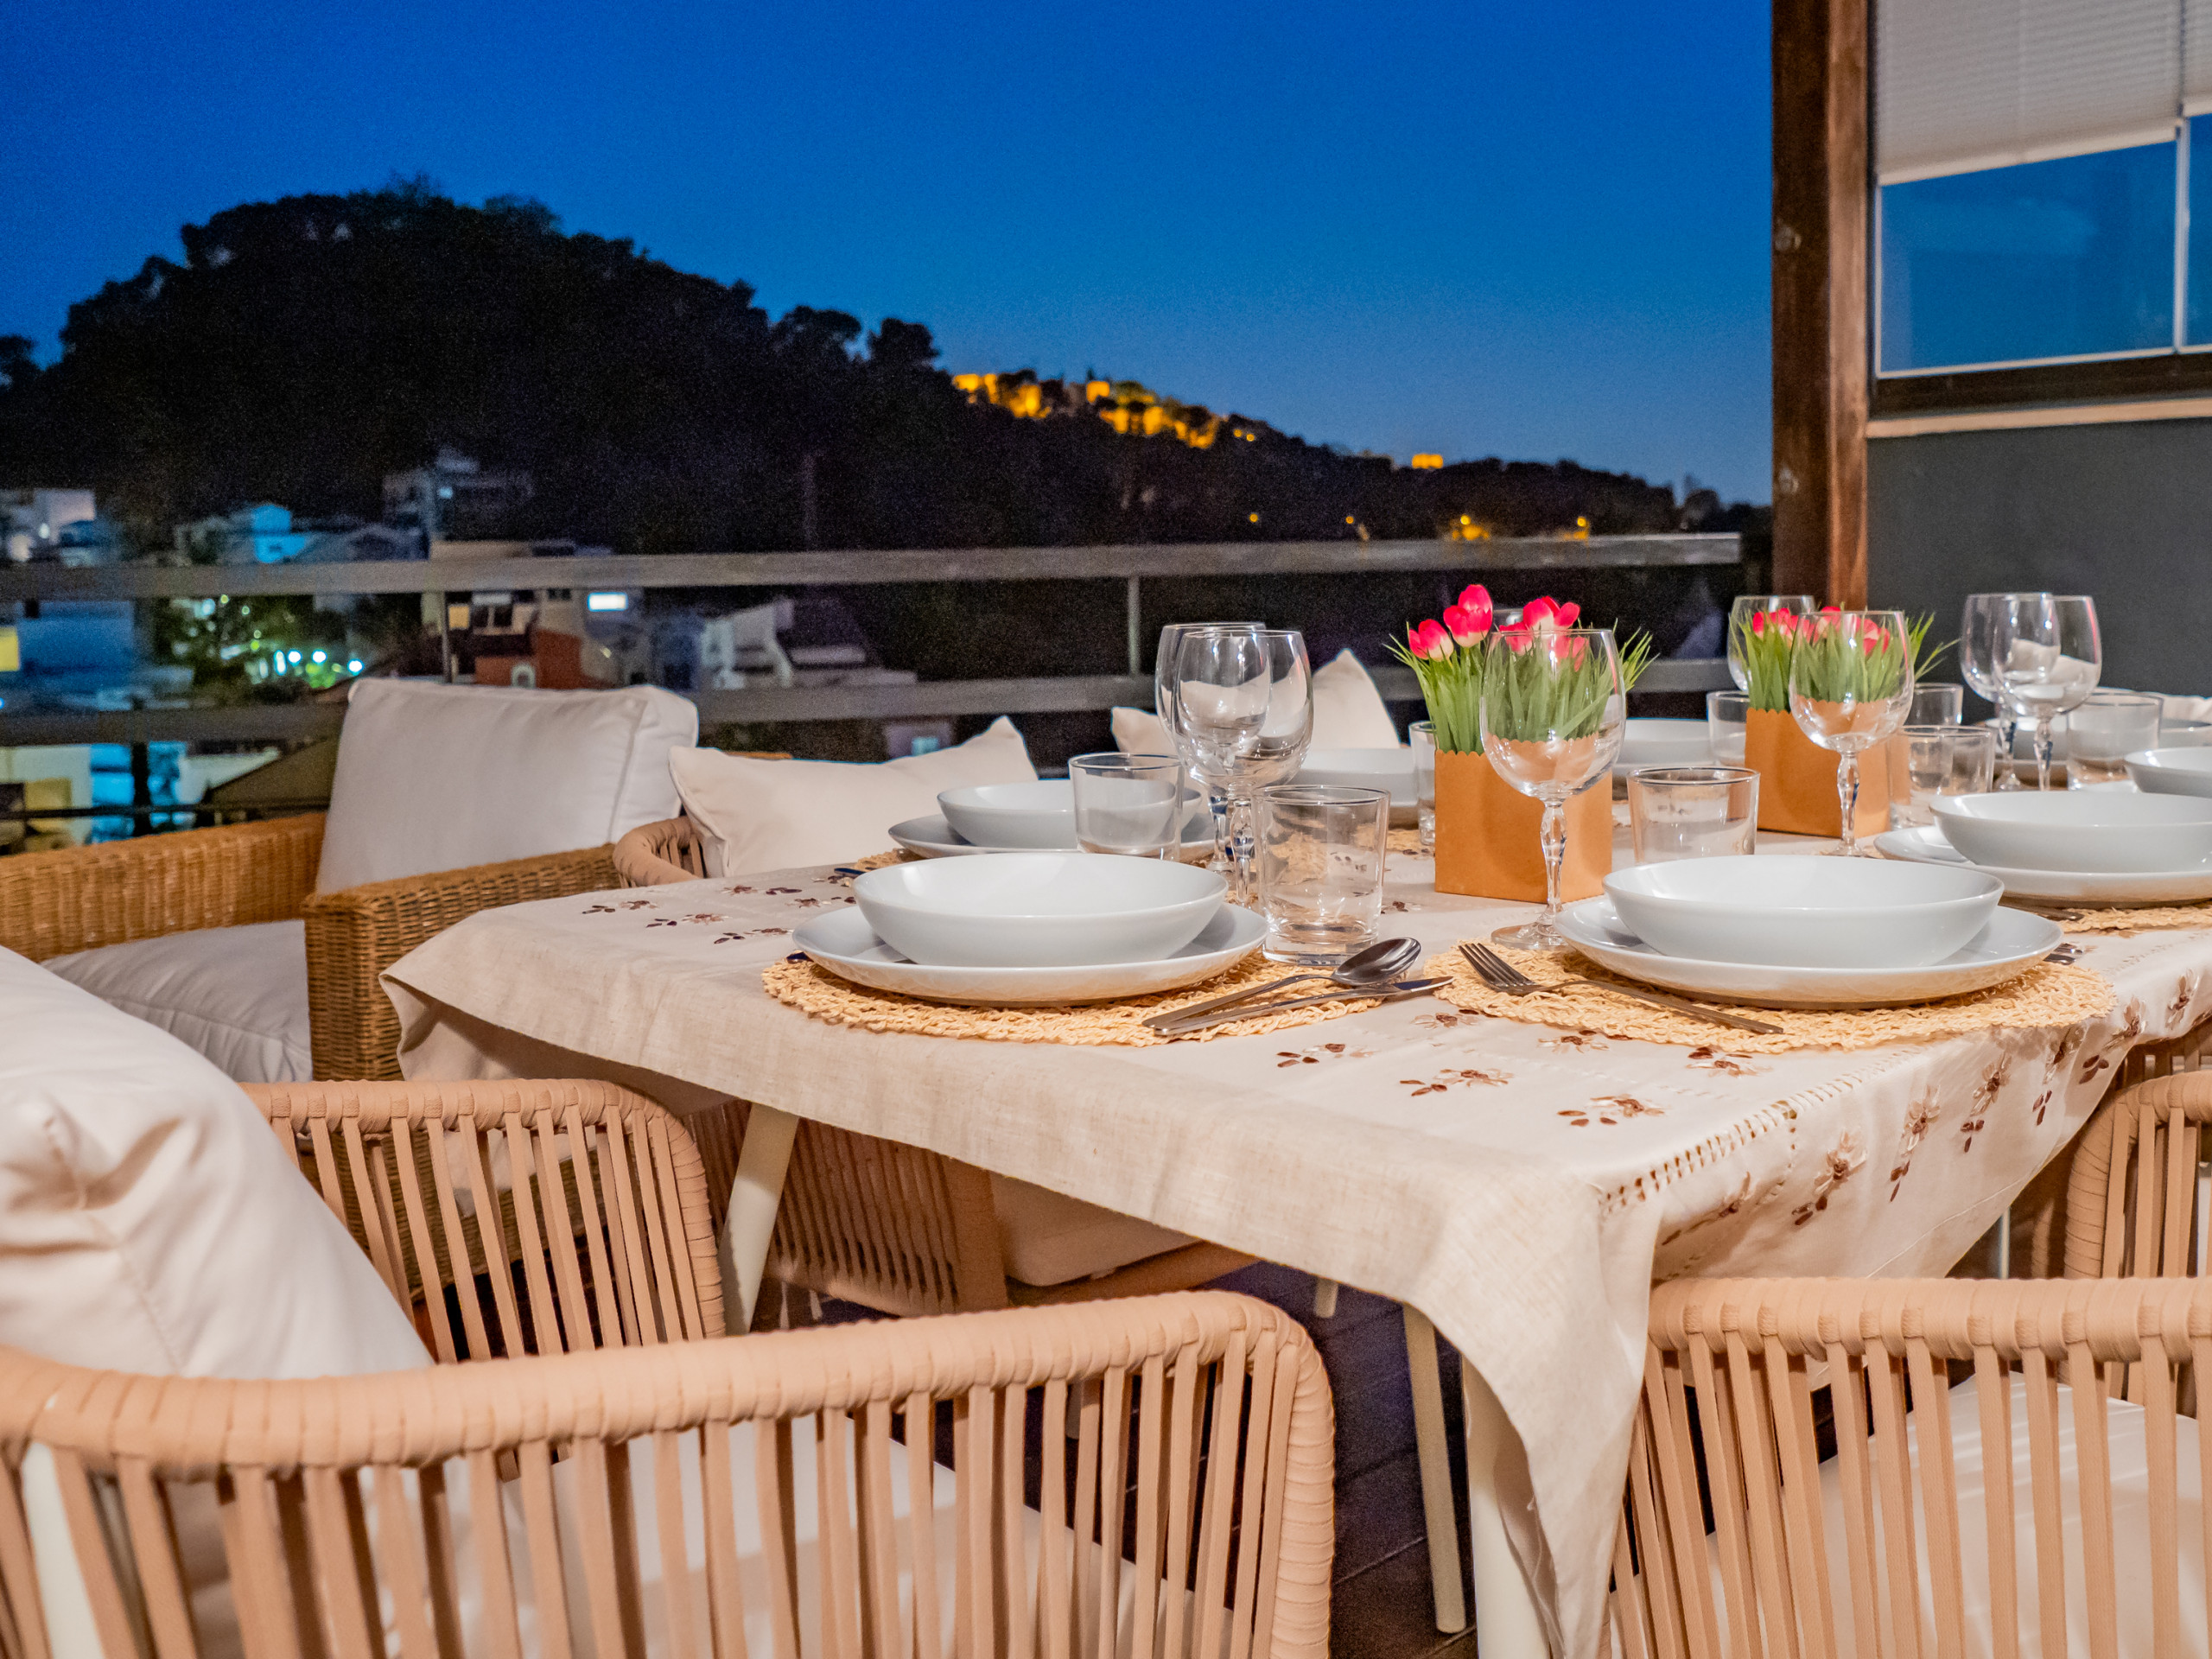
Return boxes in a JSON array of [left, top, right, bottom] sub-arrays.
[[1390, 586, 1651, 749]]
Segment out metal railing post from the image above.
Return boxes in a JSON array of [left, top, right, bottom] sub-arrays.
[[1126, 574, 1142, 677]]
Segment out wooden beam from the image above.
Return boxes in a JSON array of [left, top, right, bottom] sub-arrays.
[[1771, 0, 1871, 605]]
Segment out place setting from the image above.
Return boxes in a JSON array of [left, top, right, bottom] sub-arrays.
[[775, 621, 1450, 1042]]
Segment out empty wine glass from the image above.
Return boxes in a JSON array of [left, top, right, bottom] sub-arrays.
[[1991, 594, 2102, 791], [1960, 593, 2050, 791], [1168, 625, 1276, 900], [1158, 620, 1261, 855], [1478, 627, 1626, 950], [1786, 609, 1914, 856], [1727, 595, 1815, 691]]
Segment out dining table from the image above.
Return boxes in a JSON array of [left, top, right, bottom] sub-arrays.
[[379, 819, 2212, 1659]]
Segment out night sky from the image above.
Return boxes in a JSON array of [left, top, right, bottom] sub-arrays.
[[1, 1, 1772, 500]]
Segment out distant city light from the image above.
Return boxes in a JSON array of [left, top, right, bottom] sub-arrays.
[[1409, 454, 1443, 470], [586, 591, 629, 613], [347, 658, 363, 673], [1247, 512, 1260, 524], [310, 649, 327, 664], [287, 650, 302, 664]]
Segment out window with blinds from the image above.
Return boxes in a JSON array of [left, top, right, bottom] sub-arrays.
[[1875, 0, 2212, 372]]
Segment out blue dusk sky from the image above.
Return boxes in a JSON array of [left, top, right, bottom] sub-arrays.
[[0, 1, 1773, 500]]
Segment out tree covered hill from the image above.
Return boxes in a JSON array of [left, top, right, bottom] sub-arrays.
[[0, 184, 1748, 555]]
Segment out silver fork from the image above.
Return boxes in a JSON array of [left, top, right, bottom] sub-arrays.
[[1458, 940, 1785, 1036]]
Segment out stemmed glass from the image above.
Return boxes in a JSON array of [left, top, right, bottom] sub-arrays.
[[1960, 593, 2048, 791], [1786, 610, 1914, 855], [1168, 626, 1313, 902], [1158, 620, 1261, 856], [1991, 594, 2102, 791], [1478, 627, 1626, 950], [1727, 595, 1815, 690]]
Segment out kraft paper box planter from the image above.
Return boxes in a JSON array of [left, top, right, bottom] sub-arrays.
[[1432, 747, 1611, 901], [1745, 706, 1888, 838]]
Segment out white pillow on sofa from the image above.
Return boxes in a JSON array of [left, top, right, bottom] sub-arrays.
[[0, 946, 429, 1378], [669, 717, 1037, 874], [315, 678, 698, 892], [43, 919, 309, 1084], [1115, 647, 1401, 755]]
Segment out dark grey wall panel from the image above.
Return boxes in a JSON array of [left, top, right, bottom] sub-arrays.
[[1867, 420, 2212, 699]]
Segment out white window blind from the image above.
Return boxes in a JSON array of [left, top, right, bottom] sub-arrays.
[[2186, 0, 2212, 110], [1877, 0, 2180, 181]]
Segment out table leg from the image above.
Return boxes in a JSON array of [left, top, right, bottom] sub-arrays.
[[1402, 1306, 1468, 1632], [1313, 1278, 1340, 1319], [1461, 1355, 1552, 1657], [722, 1103, 798, 1332]]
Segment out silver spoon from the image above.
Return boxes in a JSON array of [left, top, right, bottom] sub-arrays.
[[1141, 935, 1424, 1030]]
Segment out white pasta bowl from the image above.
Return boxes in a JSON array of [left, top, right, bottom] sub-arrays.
[[938, 781, 1077, 849], [1296, 747, 1414, 804], [2159, 720, 2212, 748], [854, 853, 1225, 967], [1931, 791, 2212, 872], [2126, 747, 2212, 800], [1603, 855, 2001, 969]]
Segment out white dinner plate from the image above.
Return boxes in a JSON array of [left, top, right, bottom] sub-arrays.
[[889, 813, 1214, 861], [1874, 823, 2212, 905], [791, 903, 1265, 1004], [1554, 898, 2063, 1008]]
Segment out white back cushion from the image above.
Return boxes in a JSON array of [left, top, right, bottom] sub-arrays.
[[1310, 649, 1402, 747], [0, 947, 429, 1378], [44, 920, 309, 1084], [316, 679, 698, 892], [1112, 706, 1173, 756], [670, 716, 1037, 874]]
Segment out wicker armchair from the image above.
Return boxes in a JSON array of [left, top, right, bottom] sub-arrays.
[[0, 1290, 1334, 1659], [249, 1078, 726, 1357], [1614, 1274, 2212, 1657], [0, 813, 618, 1080]]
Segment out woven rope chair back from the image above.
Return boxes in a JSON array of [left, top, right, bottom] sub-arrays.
[[1613, 1275, 2212, 1659], [0, 1291, 1333, 1659], [251, 1080, 725, 1361], [2068, 1073, 2212, 1285]]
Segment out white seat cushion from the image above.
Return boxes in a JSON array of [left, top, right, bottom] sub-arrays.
[[316, 678, 698, 892], [990, 1174, 1197, 1287], [1726, 1376, 2208, 1657], [1116, 647, 1400, 758], [43, 920, 309, 1084], [0, 945, 429, 1378], [669, 716, 1038, 874]]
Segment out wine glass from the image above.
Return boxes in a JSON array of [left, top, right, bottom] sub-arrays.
[[1167, 625, 1270, 899], [1786, 610, 1914, 855], [1726, 594, 1815, 691], [1478, 627, 1626, 950], [1960, 592, 2049, 791], [1158, 620, 1261, 853], [1992, 594, 2102, 791]]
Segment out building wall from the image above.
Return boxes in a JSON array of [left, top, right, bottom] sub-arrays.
[[1866, 419, 2212, 700]]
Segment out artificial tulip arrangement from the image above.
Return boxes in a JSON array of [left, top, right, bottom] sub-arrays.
[[1390, 586, 1651, 747], [1740, 606, 1946, 711]]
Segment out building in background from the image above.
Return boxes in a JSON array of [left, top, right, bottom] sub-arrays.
[[383, 448, 534, 542], [2, 489, 97, 563]]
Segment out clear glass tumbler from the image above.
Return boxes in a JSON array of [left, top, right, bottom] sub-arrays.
[[2065, 692, 2161, 787], [1255, 785, 1389, 963], [1409, 721, 1438, 853], [1069, 752, 1185, 857], [1944, 727, 1999, 795], [1627, 766, 1758, 863], [1707, 690, 1750, 764], [1907, 683, 1964, 725], [1888, 726, 1955, 827]]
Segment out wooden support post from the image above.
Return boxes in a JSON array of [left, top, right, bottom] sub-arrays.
[[1772, 0, 1871, 607]]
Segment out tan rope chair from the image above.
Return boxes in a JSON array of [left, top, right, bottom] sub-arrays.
[[248, 1079, 726, 1359], [0, 815, 617, 1081], [1612, 1274, 2212, 1659], [2065, 1071, 2212, 1285], [615, 813, 713, 885], [0, 1290, 1334, 1659]]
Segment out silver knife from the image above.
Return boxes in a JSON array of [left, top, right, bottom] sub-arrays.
[[1154, 976, 1450, 1038]]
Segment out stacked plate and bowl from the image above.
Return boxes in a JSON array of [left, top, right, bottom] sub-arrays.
[[889, 781, 1215, 860], [1876, 790, 2212, 908]]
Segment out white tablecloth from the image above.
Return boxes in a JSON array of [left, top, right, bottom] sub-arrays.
[[383, 836, 2212, 1658]]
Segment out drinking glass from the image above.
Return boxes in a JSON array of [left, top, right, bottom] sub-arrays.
[[1907, 683, 1963, 725], [1478, 628, 1627, 950], [1945, 726, 1999, 794], [1991, 594, 2102, 791], [1887, 726, 1954, 827], [1727, 595, 1815, 691], [2065, 692, 2160, 787], [1255, 784, 1389, 963], [1167, 626, 1312, 903], [1627, 766, 1758, 863], [1409, 720, 1438, 853], [1707, 689, 1749, 764], [1157, 620, 1262, 854], [1961, 592, 2050, 791], [1787, 609, 1914, 857], [1069, 753, 1185, 857]]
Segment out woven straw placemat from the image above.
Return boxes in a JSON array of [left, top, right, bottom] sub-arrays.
[[1387, 827, 1427, 855], [1422, 944, 2112, 1054], [2059, 902, 2212, 934], [763, 952, 1382, 1046]]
